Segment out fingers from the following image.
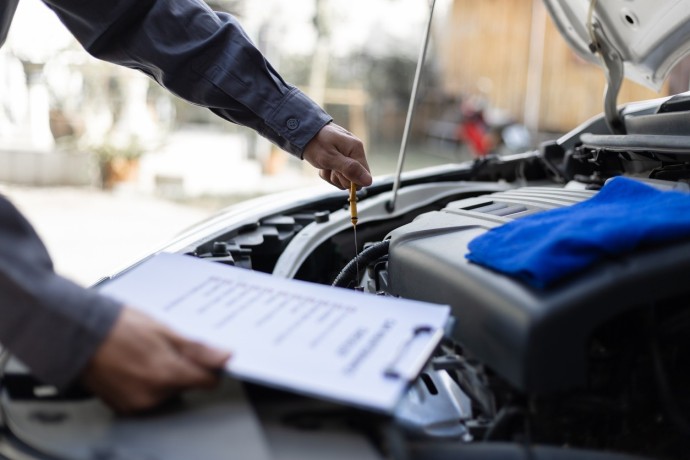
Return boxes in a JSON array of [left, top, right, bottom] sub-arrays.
[[329, 127, 371, 185], [329, 155, 370, 188], [311, 150, 369, 189], [167, 333, 231, 389], [81, 307, 231, 414], [303, 123, 373, 188], [176, 339, 231, 369], [161, 347, 221, 391], [144, 328, 230, 392], [319, 169, 349, 190], [318, 169, 336, 189]]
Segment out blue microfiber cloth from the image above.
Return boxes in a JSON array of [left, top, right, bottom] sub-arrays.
[[465, 177, 690, 289]]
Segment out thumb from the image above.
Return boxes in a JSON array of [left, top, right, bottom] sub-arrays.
[[170, 334, 231, 369], [330, 135, 372, 186], [337, 156, 372, 187]]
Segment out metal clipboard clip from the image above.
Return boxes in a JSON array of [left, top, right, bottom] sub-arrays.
[[383, 325, 444, 381]]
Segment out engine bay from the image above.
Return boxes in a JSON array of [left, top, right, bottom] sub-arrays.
[[181, 93, 690, 459], [4, 94, 690, 460]]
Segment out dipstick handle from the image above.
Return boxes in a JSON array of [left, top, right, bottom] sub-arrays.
[[349, 182, 358, 226]]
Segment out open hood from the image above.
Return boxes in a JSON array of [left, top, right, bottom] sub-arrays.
[[543, 0, 690, 92]]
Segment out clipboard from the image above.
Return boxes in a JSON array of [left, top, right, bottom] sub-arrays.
[[384, 326, 444, 381], [98, 253, 451, 414]]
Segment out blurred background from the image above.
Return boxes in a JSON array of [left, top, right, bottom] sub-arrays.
[[0, 0, 682, 284]]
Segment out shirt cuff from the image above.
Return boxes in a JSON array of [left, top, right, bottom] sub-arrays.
[[264, 88, 333, 158], [9, 277, 124, 390]]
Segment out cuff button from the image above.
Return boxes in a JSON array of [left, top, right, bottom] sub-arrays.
[[286, 118, 300, 130]]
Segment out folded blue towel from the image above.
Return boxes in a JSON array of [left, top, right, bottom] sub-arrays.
[[465, 177, 690, 289]]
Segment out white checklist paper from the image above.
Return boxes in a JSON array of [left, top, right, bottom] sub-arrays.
[[98, 253, 450, 413]]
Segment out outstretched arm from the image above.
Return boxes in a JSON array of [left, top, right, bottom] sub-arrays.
[[42, 0, 371, 186]]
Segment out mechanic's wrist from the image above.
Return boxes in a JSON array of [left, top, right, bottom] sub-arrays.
[[266, 88, 333, 158]]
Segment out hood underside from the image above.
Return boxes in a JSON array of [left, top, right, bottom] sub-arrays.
[[543, 0, 690, 91]]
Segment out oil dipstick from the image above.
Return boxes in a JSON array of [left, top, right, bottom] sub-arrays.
[[349, 182, 360, 286]]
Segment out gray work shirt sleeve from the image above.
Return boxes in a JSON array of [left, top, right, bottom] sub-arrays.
[[0, 195, 122, 388]]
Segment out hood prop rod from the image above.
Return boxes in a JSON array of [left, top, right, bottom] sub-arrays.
[[596, 25, 626, 134], [587, 4, 626, 135], [386, 0, 437, 213]]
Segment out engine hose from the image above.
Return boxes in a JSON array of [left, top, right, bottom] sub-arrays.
[[332, 239, 390, 289]]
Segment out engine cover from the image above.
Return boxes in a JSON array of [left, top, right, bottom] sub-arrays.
[[387, 185, 690, 394]]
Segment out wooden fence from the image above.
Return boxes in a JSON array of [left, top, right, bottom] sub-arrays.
[[437, 0, 665, 133]]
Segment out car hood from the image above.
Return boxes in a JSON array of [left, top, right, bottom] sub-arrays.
[[543, 0, 690, 91]]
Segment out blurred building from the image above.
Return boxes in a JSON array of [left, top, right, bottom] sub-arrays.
[[0, 0, 255, 190], [7, 0, 683, 191]]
